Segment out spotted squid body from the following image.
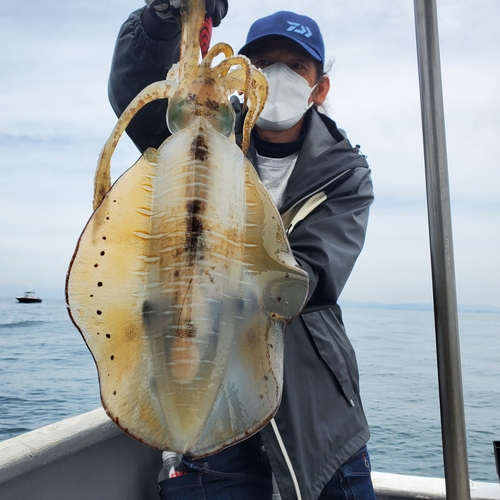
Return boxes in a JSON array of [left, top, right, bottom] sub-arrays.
[[66, 0, 309, 458]]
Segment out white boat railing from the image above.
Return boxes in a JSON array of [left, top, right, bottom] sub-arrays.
[[0, 408, 161, 500]]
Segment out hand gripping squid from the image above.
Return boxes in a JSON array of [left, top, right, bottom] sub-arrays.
[[66, 0, 309, 458]]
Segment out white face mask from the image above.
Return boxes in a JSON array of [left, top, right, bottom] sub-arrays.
[[256, 63, 317, 131]]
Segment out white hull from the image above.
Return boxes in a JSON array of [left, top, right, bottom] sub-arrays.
[[0, 409, 498, 500]]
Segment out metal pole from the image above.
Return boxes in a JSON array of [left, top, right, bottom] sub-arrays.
[[413, 1, 471, 499]]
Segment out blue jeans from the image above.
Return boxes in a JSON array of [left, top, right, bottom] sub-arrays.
[[158, 434, 375, 499], [318, 446, 376, 500]]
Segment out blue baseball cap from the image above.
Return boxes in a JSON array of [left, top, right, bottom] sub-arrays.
[[239, 11, 325, 65]]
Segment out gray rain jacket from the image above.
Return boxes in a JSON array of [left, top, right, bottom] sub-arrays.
[[108, 8, 374, 500]]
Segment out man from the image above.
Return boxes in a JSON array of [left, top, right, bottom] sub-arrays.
[[108, 1, 376, 499]]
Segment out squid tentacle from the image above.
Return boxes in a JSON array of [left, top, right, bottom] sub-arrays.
[[202, 42, 234, 69], [179, 0, 205, 78], [93, 80, 178, 210], [223, 66, 268, 154]]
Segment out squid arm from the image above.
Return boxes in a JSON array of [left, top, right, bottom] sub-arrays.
[[93, 80, 178, 210]]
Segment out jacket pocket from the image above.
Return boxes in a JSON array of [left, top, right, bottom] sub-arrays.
[[301, 308, 359, 406]]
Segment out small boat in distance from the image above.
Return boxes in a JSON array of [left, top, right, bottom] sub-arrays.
[[16, 291, 42, 303]]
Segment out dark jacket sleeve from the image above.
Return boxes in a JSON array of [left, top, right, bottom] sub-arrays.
[[289, 166, 373, 313], [108, 7, 181, 152]]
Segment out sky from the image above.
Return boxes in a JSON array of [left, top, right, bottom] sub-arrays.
[[0, 0, 499, 307]]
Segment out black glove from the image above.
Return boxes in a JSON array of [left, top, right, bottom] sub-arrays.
[[145, 0, 181, 21], [206, 0, 228, 27], [145, 0, 228, 27]]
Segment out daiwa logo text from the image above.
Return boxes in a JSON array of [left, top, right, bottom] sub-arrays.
[[286, 21, 312, 38]]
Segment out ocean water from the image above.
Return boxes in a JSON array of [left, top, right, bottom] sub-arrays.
[[0, 297, 498, 483], [343, 305, 500, 483], [0, 297, 100, 437]]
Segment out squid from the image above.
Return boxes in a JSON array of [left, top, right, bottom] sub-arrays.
[[66, 0, 309, 458]]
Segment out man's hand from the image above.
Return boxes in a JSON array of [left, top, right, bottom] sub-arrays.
[[145, 0, 228, 27]]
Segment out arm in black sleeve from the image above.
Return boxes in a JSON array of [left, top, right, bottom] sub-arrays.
[[108, 7, 181, 152]]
